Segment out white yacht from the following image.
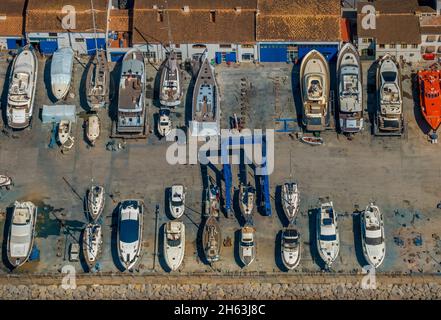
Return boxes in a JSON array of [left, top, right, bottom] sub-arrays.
[[169, 184, 185, 219], [7, 201, 38, 268], [281, 182, 300, 222], [6, 45, 38, 129], [86, 115, 100, 146], [281, 226, 301, 270], [239, 226, 256, 267], [87, 185, 105, 221], [337, 43, 363, 133], [163, 221, 185, 271], [376, 54, 404, 134], [317, 201, 340, 267], [51, 47, 74, 100], [159, 51, 183, 107], [117, 200, 144, 271], [82, 223, 102, 270], [300, 50, 330, 132], [361, 203, 386, 268], [58, 120, 75, 152], [158, 108, 172, 137]]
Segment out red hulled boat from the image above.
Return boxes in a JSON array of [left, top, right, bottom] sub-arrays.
[[418, 69, 441, 132]]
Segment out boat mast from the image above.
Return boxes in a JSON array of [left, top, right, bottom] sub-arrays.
[[164, 0, 173, 52], [90, 0, 100, 62]]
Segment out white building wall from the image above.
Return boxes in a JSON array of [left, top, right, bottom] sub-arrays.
[[58, 32, 106, 54], [376, 45, 421, 62]]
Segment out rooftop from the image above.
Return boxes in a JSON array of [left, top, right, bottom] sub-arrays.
[[0, 0, 26, 37]]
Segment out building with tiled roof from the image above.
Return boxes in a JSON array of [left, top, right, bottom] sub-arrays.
[[255, 0, 343, 62], [25, 0, 108, 55], [0, 0, 26, 50], [356, 0, 441, 62], [131, 0, 258, 63]]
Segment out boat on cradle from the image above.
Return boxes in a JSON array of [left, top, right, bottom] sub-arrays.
[[86, 49, 110, 110], [51, 47, 74, 100], [300, 50, 330, 132], [376, 54, 404, 135], [169, 184, 186, 219], [0, 175, 13, 189], [86, 114, 100, 146], [159, 51, 183, 107], [117, 48, 146, 134], [206, 184, 220, 218], [240, 184, 255, 220], [58, 120, 75, 152], [7, 201, 38, 268], [361, 203, 386, 268], [82, 223, 103, 270], [190, 53, 220, 137], [418, 68, 441, 140], [202, 216, 221, 264], [337, 43, 363, 134], [163, 221, 185, 271], [239, 225, 256, 267], [317, 201, 340, 268], [158, 108, 172, 137], [6, 45, 38, 129], [281, 182, 300, 222], [87, 185, 105, 221], [281, 225, 301, 270], [117, 200, 144, 271]]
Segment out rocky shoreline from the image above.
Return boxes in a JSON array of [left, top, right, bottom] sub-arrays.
[[1, 281, 441, 300]]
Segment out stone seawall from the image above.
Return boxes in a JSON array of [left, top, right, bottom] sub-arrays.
[[0, 274, 440, 300]]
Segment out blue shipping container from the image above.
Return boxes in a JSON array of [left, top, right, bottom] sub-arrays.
[[259, 44, 287, 62], [40, 40, 58, 54], [86, 38, 106, 55], [298, 45, 338, 61]]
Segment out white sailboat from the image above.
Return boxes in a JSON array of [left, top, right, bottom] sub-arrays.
[[281, 226, 301, 270], [87, 185, 105, 222], [281, 182, 300, 222], [169, 184, 185, 219], [159, 51, 183, 107], [7, 201, 38, 268], [361, 203, 386, 268], [117, 200, 144, 271], [240, 184, 255, 220], [202, 216, 221, 264], [163, 221, 185, 271], [6, 45, 38, 129], [51, 47, 74, 100], [158, 108, 172, 137], [82, 223, 102, 270], [317, 201, 340, 267]]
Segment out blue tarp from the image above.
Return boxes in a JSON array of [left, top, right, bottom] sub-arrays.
[[86, 38, 106, 55], [29, 244, 40, 261], [119, 220, 139, 243]]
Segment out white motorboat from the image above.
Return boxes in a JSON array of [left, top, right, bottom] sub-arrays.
[[158, 108, 172, 137], [58, 120, 75, 152], [337, 43, 363, 133], [7, 201, 38, 268], [240, 184, 255, 219], [202, 216, 221, 264], [163, 221, 185, 271], [0, 175, 13, 189], [317, 201, 340, 267], [300, 50, 330, 132], [239, 226, 256, 267], [51, 47, 74, 100], [6, 45, 38, 129], [281, 182, 300, 222], [87, 185, 105, 222], [361, 203, 386, 268], [82, 223, 103, 270], [376, 54, 404, 134], [169, 184, 185, 219], [117, 200, 144, 271], [159, 51, 183, 107], [281, 226, 301, 270], [86, 115, 100, 146]]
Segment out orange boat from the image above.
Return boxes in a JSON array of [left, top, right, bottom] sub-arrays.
[[418, 69, 441, 131]]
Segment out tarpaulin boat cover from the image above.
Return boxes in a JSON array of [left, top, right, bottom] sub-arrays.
[[42, 105, 76, 123], [119, 220, 139, 243], [51, 47, 74, 86]]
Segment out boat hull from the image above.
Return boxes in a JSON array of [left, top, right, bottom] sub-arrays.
[[202, 216, 221, 264], [418, 69, 441, 132], [164, 222, 185, 271], [86, 115, 100, 146], [51, 48, 74, 101], [82, 224, 102, 270], [7, 46, 38, 129], [360, 205, 386, 268], [316, 202, 340, 267], [86, 50, 110, 110], [7, 202, 38, 268], [159, 52, 183, 107], [88, 186, 105, 222]]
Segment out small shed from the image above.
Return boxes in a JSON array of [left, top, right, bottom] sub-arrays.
[[42, 105, 76, 123]]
